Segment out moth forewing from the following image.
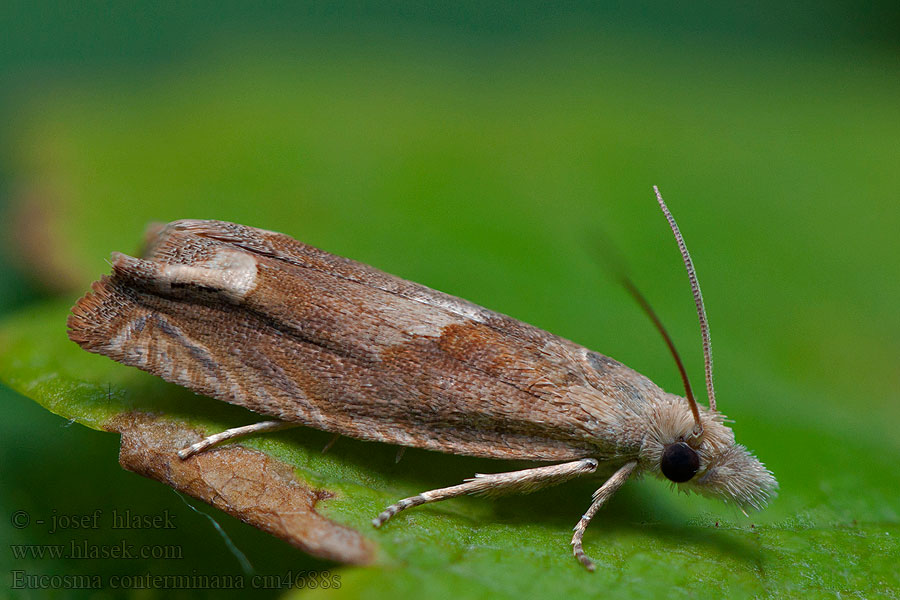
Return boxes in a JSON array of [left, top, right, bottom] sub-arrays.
[[71, 220, 648, 462], [67, 190, 777, 572]]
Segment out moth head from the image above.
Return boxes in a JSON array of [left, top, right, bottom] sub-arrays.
[[625, 188, 777, 511], [642, 395, 777, 511]]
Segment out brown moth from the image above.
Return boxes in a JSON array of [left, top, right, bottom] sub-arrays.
[[67, 187, 777, 570]]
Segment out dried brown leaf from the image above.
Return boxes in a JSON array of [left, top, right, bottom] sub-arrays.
[[108, 412, 376, 565]]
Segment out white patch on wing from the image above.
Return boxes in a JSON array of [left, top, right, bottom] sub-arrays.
[[405, 308, 469, 336], [406, 290, 488, 324], [367, 293, 472, 344], [156, 249, 259, 302]]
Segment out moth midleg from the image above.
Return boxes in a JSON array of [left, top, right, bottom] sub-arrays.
[[571, 461, 637, 571], [177, 420, 298, 459], [372, 458, 599, 528]]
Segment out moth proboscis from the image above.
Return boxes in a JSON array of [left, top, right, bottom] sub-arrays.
[[67, 187, 777, 571]]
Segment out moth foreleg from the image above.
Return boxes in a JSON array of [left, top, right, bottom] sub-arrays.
[[177, 420, 298, 459], [372, 458, 599, 528], [571, 461, 637, 571]]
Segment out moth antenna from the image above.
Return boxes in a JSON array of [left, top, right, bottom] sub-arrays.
[[617, 275, 703, 435], [586, 225, 703, 433], [653, 186, 717, 413]]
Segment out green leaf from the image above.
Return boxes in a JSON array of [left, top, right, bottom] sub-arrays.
[[2, 40, 899, 598], [3, 299, 898, 598]]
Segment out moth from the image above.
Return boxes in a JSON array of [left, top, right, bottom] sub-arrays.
[[67, 187, 777, 570]]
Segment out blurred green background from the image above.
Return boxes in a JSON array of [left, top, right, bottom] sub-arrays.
[[1, 3, 898, 599]]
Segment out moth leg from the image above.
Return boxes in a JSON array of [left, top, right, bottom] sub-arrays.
[[321, 432, 341, 454], [177, 420, 298, 459], [373, 458, 598, 528], [571, 461, 637, 571]]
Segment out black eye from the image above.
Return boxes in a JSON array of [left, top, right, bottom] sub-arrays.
[[661, 442, 700, 483]]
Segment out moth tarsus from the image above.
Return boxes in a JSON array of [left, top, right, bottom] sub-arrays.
[[68, 187, 777, 571]]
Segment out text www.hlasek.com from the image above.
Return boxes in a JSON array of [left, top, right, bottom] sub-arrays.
[[10, 540, 182, 561]]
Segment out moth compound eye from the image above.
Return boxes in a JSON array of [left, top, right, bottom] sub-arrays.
[[661, 442, 700, 483]]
